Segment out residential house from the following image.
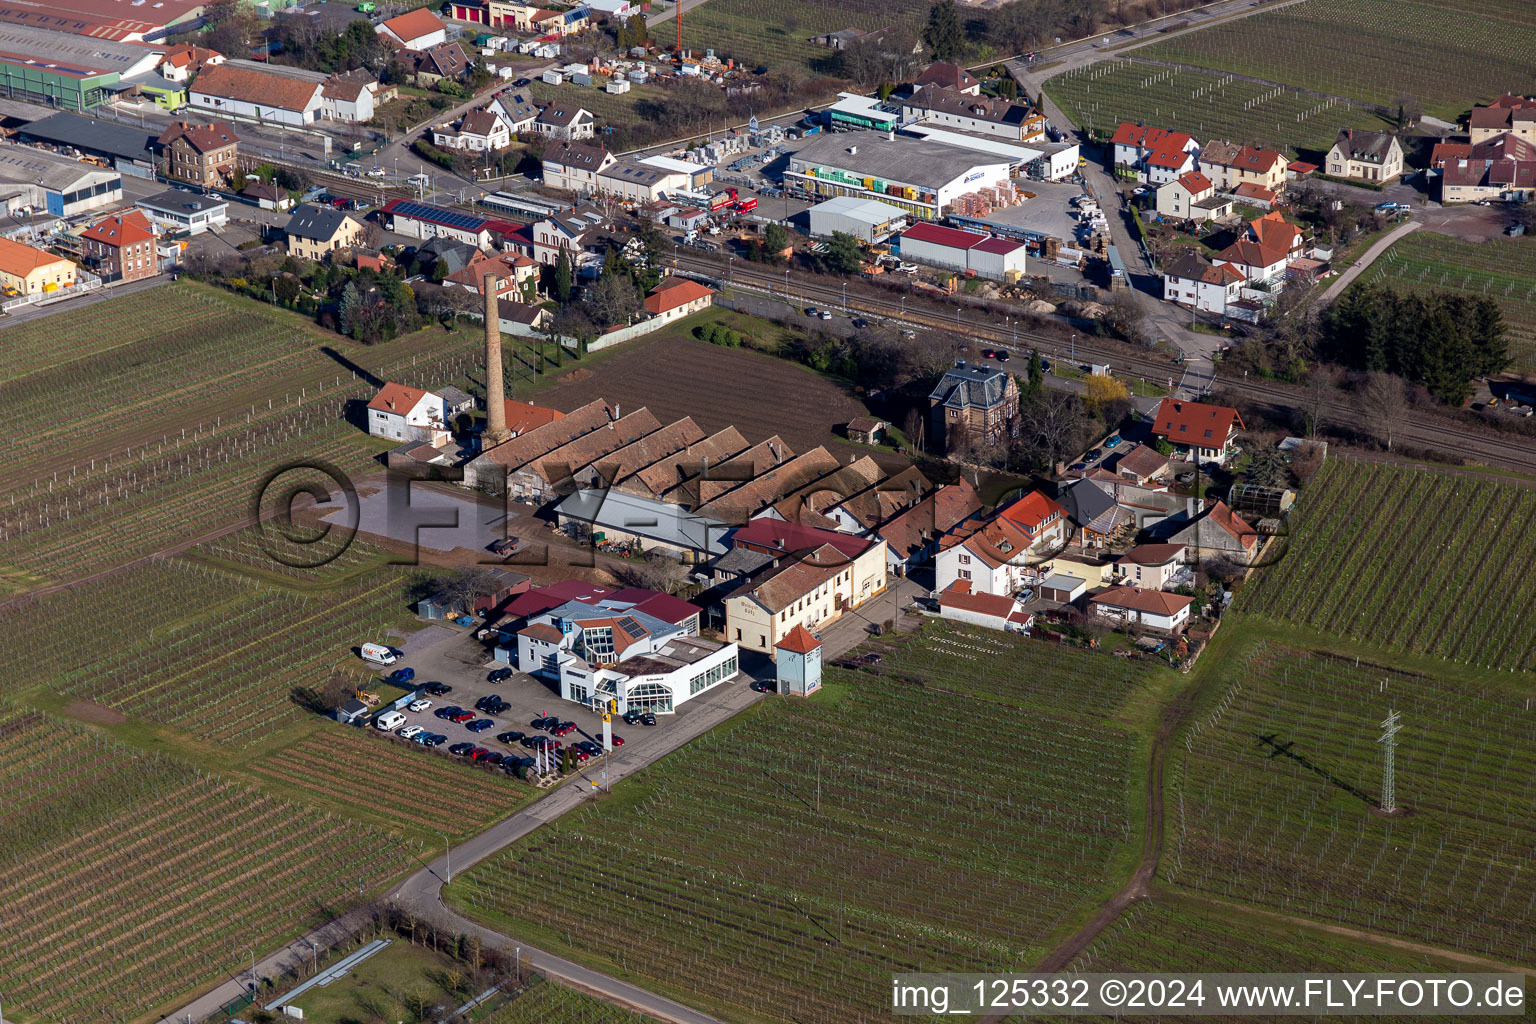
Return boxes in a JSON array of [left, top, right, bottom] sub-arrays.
[[1111, 444, 1169, 487], [901, 87, 1045, 142], [529, 206, 600, 266], [1326, 128, 1404, 183], [596, 160, 690, 202], [156, 44, 223, 83], [1111, 122, 1200, 185], [321, 70, 377, 122], [366, 382, 448, 444], [414, 236, 480, 277], [410, 42, 471, 85], [1246, 210, 1304, 258], [79, 209, 158, 282], [1164, 500, 1260, 565], [433, 107, 513, 151], [1150, 397, 1244, 465], [535, 103, 595, 141], [498, 298, 554, 336], [875, 479, 981, 575], [1089, 586, 1193, 632], [913, 62, 980, 95], [489, 89, 541, 133], [1155, 170, 1231, 224], [935, 490, 1065, 596], [284, 204, 365, 262], [937, 580, 1032, 633], [1468, 94, 1536, 145], [448, 250, 540, 300], [927, 360, 1019, 452], [528, 6, 588, 36], [542, 141, 616, 193], [725, 539, 888, 656], [1430, 133, 1536, 204], [643, 277, 714, 322], [1211, 233, 1290, 291], [156, 120, 237, 187], [1116, 543, 1186, 589], [0, 237, 75, 295], [187, 63, 323, 126], [241, 181, 292, 210], [1162, 252, 1244, 315], [1198, 139, 1287, 193], [376, 7, 448, 49]]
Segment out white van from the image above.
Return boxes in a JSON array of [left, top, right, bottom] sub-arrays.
[[375, 711, 407, 731], [360, 642, 397, 666]]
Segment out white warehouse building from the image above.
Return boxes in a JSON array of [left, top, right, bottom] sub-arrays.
[[807, 195, 909, 242], [896, 222, 1027, 280], [785, 132, 1012, 221]]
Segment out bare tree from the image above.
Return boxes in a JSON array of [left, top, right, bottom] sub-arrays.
[[610, 553, 690, 593], [440, 568, 504, 613], [1303, 365, 1335, 439], [1361, 371, 1408, 452]]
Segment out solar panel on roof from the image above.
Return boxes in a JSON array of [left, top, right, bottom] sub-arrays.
[[616, 616, 647, 639], [388, 200, 489, 231]]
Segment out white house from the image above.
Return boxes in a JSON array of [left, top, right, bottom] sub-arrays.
[[1155, 170, 1231, 223], [586, 0, 638, 16], [1116, 543, 1186, 589], [1326, 128, 1405, 184], [376, 7, 448, 49], [1162, 252, 1244, 314], [643, 277, 714, 322], [433, 108, 513, 151], [541, 141, 616, 193], [1149, 397, 1245, 466], [489, 89, 542, 133], [1088, 586, 1193, 632], [366, 382, 448, 444], [937, 580, 1032, 632], [321, 71, 377, 122], [534, 103, 595, 141], [187, 62, 323, 126], [1111, 122, 1200, 185], [529, 208, 596, 265]]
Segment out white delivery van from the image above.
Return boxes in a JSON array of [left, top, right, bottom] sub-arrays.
[[375, 710, 407, 731], [361, 642, 397, 666]]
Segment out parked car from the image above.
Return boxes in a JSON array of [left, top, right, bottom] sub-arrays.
[[553, 721, 577, 736], [488, 668, 513, 683], [397, 725, 424, 740], [851, 318, 868, 328], [408, 699, 432, 713], [750, 680, 775, 693], [475, 695, 501, 711], [818, 310, 833, 320], [980, 348, 995, 359], [804, 306, 819, 316], [569, 747, 590, 763], [994, 349, 1010, 362], [469, 747, 491, 760], [497, 730, 525, 744], [450, 710, 475, 723], [467, 718, 495, 732], [577, 741, 602, 756], [424, 682, 451, 695], [411, 731, 434, 744], [1086, 448, 1103, 461], [386, 668, 415, 684], [449, 742, 475, 756], [1104, 434, 1122, 448], [1069, 461, 1088, 471], [610, 734, 624, 747], [434, 706, 461, 719], [638, 711, 658, 726], [489, 537, 521, 555], [532, 715, 557, 730], [1376, 201, 1409, 212]]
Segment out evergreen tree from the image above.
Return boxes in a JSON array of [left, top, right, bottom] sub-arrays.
[[553, 250, 573, 303], [924, 0, 962, 61], [1026, 348, 1044, 394], [825, 232, 864, 275], [338, 282, 362, 338]]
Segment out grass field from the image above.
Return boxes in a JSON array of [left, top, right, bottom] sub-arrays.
[[1352, 233, 1536, 375], [0, 557, 418, 745], [1163, 637, 1536, 966], [483, 979, 660, 1024], [1045, 59, 1392, 154], [1242, 459, 1536, 671], [678, 0, 896, 73], [0, 706, 413, 1024], [286, 939, 469, 1023], [447, 623, 1158, 1023], [1135, 0, 1536, 120]]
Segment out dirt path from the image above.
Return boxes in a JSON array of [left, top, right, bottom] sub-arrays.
[[1316, 220, 1423, 306]]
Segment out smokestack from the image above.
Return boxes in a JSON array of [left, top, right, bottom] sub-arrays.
[[482, 273, 511, 446]]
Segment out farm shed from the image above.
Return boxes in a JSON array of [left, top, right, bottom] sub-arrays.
[[336, 698, 369, 724]]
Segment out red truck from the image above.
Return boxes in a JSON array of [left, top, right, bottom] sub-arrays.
[[708, 188, 738, 212], [734, 196, 758, 213]]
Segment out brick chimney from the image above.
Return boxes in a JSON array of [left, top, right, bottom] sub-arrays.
[[482, 272, 511, 446]]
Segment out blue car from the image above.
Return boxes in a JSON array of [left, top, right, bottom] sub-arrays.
[[466, 718, 495, 732], [1104, 434, 1122, 448], [387, 667, 415, 684]]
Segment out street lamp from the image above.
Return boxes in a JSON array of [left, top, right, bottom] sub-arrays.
[[308, 940, 318, 975], [432, 828, 451, 883], [784, 267, 790, 297], [240, 945, 256, 997]]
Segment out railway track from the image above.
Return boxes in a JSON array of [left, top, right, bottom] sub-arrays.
[[678, 254, 1536, 476]]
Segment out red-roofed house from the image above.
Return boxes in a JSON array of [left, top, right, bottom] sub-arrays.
[[376, 7, 448, 48], [1162, 252, 1245, 314], [1156, 170, 1231, 224], [1151, 398, 1244, 465], [644, 277, 715, 321], [1198, 139, 1287, 193], [1212, 235, 1290, 287], [1468, 94, 1536, 145], [937, 580, 1032, 633], [1246, 210, 1303, 257], [1089, 586, 1193, 632], [935, 490, 1064, 597], [80, 209, 159, 283], [367, 382, 448, 444], [1431, 133, 1536, 204], [1111, 122, 1200, 185], [502, 400, 565, 437], [998, 490, 1068, 545], [914, 62, 981, 95]]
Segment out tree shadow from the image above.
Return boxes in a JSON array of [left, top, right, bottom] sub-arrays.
[[1255, 733, 1380, 809]]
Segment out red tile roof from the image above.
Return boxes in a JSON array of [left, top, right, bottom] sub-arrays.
[[730, 517, 871, 561], [1232, 182, 1277, 202], [503, 400, 565, 434], [0, 237, 68, 277], [1214, 237, 1288, 271], [368, 381, 437, 414], [380, 6, 446, 43], [80, 209, 155, 248], [914, 62, 979, 92], [1202, 500, 1259, 549], [938, 580, 1018, 618], [1113, 123, 1197, 170], [1173, 170, 1211, 193], [1090, 586, 1193, 616], [518, 623, 564, 643], [1151, 398, 1244, 448], [189, 63, 320, 114], [1120, 543, 1185, 565], [504, 579, 616, 619], [1247, 210, 1300, 252], [644, 277, 714, 314], [997, 489, 1066, 536], [775, 623, 822, 653]]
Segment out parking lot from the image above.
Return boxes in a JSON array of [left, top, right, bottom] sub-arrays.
[[359, 618, 753, 775]]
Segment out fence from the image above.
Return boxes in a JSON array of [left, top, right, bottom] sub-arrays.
[[1, 270, 102, 311]]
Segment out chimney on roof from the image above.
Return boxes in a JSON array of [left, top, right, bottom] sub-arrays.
[[482, 272, 511, 445]]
